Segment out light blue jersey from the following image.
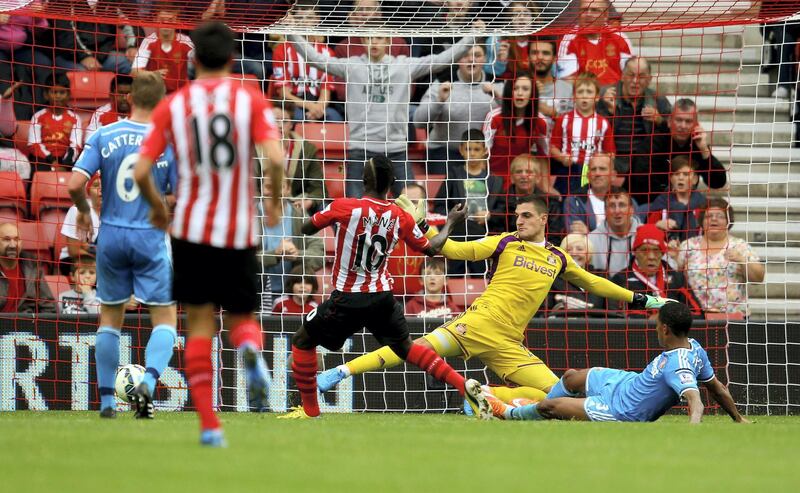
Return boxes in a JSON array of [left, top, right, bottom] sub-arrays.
[[74, 119, 176, 230], [73, 119, 177, 305], [584, 339, 715, 422]]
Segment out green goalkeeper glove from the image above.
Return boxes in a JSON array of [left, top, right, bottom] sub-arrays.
[[395, 194, 428, 230], [630, 293, 678, 310]]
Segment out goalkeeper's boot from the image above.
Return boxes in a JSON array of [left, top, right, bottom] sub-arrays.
[[464, 379, 493, 420], [277, 406, 319, 419], [200, 429, 227, 448], [132, 382, 154, 419], [242, 345, 270, 412], [317, 367, 346, 393], [99, 407, 117, 419]]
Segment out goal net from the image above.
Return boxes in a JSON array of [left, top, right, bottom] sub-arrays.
[[0, 0, 797, 416]]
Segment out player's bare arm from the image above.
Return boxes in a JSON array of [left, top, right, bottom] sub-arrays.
[[684, 389, 705, 424], [703, 377, 751, 423], [67, 171, 92, 242], [425, 204, 467, 256], [134, 155, 169, 231], [257, 139, 285, 227], [300, 218, 321, 236]]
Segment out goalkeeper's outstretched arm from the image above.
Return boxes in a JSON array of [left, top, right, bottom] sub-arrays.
[[562, 263, 676, 309]]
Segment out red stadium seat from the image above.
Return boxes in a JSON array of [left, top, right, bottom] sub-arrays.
[[408, 127, 427, 161], [0, 208, 23, 223], [325, 171, 345, 199], [423, 174, 446, 199], [30, 171, 72, 218], [39, 209, 67, 247], [44, 274, 71, 299], [297, 122, 348, 162], [66, 71, 115, 108], [0, 171, 27, 214], [17, 221, 51, 263], [447, 277, 486, 310]]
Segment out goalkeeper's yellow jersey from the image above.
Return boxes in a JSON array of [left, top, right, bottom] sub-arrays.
[[433, 232, 635, 341]]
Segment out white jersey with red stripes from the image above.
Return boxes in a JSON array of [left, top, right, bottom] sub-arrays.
[[140, 77, 279, 249], [310, 197, 431, 293], [550, 109, 615, 168], [272, 40, 334, 99]]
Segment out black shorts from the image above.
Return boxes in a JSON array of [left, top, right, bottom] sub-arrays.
[[171, 238, 259, 314], [303, 290, 409, 351]]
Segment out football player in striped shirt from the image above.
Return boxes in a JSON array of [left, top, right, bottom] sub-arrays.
[[135, 21, 285, 447], [317, 194, 674, 413], [492, 303, 750, 424], [282, 155, 492, 420]]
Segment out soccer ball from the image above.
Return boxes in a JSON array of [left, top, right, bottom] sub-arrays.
[[115, 364, 146, 403]]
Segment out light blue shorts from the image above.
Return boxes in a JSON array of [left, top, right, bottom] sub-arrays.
[[96, 224, 173, 305], [583, 367, 632, 422]]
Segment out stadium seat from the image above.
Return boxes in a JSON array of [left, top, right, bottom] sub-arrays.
[[447, 277, 487, 310], [44, 274, 71, 300], [297, 122, 348, 162], [325, 171, 345, 199], [408, 127, 427, 161], [0, 170, 27, 215], [0, 208, 23, 223], [30, 171, 72, 219], [66, 71, 115, 108], [17, 221, 52, 263], [39, 209, 67, 247], [423, 174, 446, 199], [13, 120, 30, 153]]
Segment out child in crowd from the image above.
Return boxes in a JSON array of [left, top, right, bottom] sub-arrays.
[[28, 72, 82, 171], [405, 258, 460, 319], [272, 268, 319, 315], [550, 72, 615, 196], [131, 5, 194, 93], [59, 257, 100, 315], [644, 155, 706, 244]]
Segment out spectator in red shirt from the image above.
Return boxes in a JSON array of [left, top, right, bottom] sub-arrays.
[[272, 269, 319, 315], [556, 0, 633, 87], [28, 72, 83, 171], [85, 74, 133, 140], [404, 258, 460, 319], [273, 2, 343, 122], [131, 6, 194, 93], [0, 222, 55, 313], [482, 71, 548, 185]]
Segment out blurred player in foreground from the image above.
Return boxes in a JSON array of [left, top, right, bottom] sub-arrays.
[[318, 194, 676, 414], [491, 302, 750, 424], [68, 72, 177, 419]]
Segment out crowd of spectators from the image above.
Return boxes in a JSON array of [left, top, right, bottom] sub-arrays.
[[0, 0, 766, 320]]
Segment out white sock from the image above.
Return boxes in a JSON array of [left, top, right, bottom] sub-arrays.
[[336, 364, 351, 377]]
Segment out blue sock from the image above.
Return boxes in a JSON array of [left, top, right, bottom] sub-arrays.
[[95, 327, 121, 410], [509, 403, 544, 421], [142, 325, 177, 394], [546, 377, 578, 400]]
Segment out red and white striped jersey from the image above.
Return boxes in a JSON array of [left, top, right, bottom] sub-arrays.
[[272, 41, 334, 99], [132, 33, 194, 93], [85, 103, 127, 140], [310, 197, 431, 293], [550, 110, 615, 168], [140, 77, 280, 250]]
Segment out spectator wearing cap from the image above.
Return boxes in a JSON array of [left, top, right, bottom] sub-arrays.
[[606, 223, 702, 317]]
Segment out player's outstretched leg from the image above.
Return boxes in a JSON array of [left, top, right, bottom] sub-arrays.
[[317, 345, 403, 393], [228, 316, 270, 411], [282, 326, 321, 419], [95, 325, 121, 417]]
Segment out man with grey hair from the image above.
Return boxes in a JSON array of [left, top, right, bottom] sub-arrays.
[[598, 56, 672, 197], [290, 22, 482, 197], [644, 98, 727, 204]]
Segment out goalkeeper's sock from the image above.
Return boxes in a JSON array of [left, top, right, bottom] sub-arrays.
[[491, 385, 547, 404], [95, 326, 120, 411], [545, 376, 578, 400], [345, 345, 403, 376], [185, 337, 220, 431], [509, 403, 544, 421], [142, 324, 177, 394], [405, 344, 465, 395], [291, 345, 320, 417]]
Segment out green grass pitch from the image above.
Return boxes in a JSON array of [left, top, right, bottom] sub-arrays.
[[1, 411, 796, 492]]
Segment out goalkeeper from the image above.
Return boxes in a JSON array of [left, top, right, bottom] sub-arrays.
[[317, 194, 675, 406]]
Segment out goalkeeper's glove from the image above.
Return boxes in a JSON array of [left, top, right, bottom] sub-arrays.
[[395, 193, 429, 232], [630, 293, 678, 310]]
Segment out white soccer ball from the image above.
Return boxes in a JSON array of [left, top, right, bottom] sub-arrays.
[[115, 364, 146, 403]]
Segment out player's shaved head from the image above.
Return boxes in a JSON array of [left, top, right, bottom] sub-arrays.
[[658, 302, 693, 337], [131, 72, 166, 110]]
